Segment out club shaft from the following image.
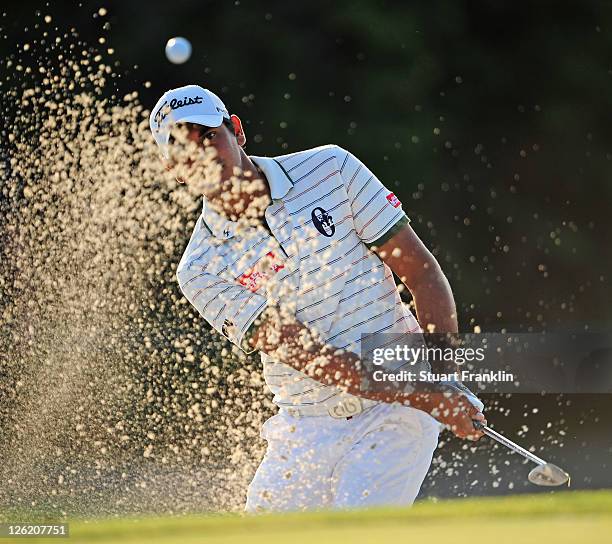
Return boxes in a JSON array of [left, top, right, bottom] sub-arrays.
[[477, 424, 547, 466]]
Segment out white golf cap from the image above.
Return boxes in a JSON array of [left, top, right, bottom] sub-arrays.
[[149, 84, 230, 157]]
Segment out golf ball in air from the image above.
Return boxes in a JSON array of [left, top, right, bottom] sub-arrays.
[[165, 37, 192, 64]]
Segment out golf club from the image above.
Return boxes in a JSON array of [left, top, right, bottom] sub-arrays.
[[473, 421, 570, 487]]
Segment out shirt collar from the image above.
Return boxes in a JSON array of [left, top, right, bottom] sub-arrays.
[[201, 156, 294, 239], [201, 198, 235, 239], [250, 155, 294, 200]]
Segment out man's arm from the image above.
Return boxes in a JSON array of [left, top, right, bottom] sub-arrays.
[[246, 309, 483, 439], [372, 221, 486, 419], [373, 222, 457, 334]]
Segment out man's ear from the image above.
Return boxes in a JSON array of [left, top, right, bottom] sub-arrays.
[[230, 114, 246, 147]]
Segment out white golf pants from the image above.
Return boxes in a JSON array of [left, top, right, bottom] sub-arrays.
[[245, 402, 441, 512]]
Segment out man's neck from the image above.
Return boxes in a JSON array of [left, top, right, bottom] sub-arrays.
[[239, 153, 271, 201], [238, 153, 271, 222], [210, 152, 271, 224]]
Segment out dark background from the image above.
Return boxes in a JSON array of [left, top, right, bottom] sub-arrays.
[[1, 0, 611, 512], [2, 0, 611, 329]]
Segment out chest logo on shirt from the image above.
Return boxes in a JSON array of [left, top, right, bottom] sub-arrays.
[[311, 207, 336, 237], [238, 251, 285, 292]]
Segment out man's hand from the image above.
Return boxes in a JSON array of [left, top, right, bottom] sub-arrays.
[[423, 389, 486, 440]]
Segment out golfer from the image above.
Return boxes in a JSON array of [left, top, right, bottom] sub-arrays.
[[149, 85, 486, 512]]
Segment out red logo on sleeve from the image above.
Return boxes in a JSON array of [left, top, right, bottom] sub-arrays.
[[386, 193, 401, 208]]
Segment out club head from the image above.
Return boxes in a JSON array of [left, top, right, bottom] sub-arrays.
[[528, 463, 570, 487]]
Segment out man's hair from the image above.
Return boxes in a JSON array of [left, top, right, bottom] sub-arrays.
[[220, 118, 235, 132]]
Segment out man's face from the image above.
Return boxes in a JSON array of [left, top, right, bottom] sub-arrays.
[[166, 119, 243, 201], [165, 116, 270, 222]]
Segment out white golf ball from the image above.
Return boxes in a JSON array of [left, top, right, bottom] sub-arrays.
[[165, 37, 192, 64]]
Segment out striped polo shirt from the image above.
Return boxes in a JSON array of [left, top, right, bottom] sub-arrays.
[[176, 144, 421, 410]]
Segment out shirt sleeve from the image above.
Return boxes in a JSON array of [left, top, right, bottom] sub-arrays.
[[176, 244, 268, 354], [337, 146, 410, 247]]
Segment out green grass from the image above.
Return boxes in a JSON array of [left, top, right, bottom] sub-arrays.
[[2, 490, 611, 544]]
